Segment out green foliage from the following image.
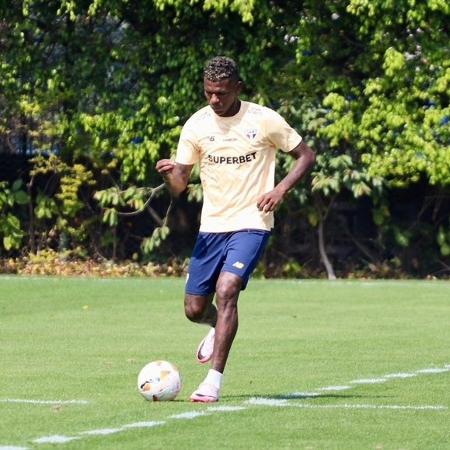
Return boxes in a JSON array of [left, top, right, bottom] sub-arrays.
[[295, 0, 450, 188], [2, 0, 300, 259], [0, 0, 449, 273], [0, 180, 29, 251], [0, 214, 23, 251], [93, 183, 167, 257], [34, 193, 57, 220], [29, 154, 95, 250], [94, 185, 160, 222], [312, 153, 383, 198], [437, 225, 450, 256], [141, 225, 170, 255]]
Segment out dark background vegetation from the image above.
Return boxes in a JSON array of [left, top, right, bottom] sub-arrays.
[[1, 0, 449, 278]]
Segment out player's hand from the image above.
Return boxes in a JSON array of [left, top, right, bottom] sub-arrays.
[[256, 188, 285, 212], [156, 159, 176, 175]]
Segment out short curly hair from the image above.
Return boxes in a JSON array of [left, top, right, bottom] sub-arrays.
[[204, 56, 240, 82]]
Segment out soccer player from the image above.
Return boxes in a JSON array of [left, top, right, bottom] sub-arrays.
[[156, 56, 315, 402]]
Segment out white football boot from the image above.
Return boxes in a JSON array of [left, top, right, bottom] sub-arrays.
[[196, 327, 215, 364]]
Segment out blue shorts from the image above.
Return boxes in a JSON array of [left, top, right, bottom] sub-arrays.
[[185, 229, 270, 296]]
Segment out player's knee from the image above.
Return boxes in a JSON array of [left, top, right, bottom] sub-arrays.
[[184, 300, 205, 323], [215, 278, 240, 304]]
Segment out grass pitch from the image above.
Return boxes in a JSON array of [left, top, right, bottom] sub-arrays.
[[0, 277, 449, 449]]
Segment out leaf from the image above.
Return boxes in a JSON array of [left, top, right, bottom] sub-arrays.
[[3, 236, 13, 251], [307, 209, 319, 227], [103, 208, 118, 227], [12, 179, 23, 191], [14, 191, 30, 205], [393, 227, 410, 248]]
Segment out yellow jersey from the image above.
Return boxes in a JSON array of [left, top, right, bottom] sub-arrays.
[[175, 100, 302, 232]]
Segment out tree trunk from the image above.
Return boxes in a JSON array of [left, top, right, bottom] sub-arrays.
[[318, 219, 336, 280], [27, 177, 36, 254]]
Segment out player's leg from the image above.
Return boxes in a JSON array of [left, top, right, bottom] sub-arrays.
[[185, 232, 223, 365], [190, 271, 241, 403], [190, 230, 270, 402], [184, 293, 216, 326], [185, 293, 217, 364], [211, 271, 242, 373], [212, 230, 270, 375]]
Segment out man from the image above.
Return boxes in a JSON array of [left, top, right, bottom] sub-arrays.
[[156, 56, 315, 402]]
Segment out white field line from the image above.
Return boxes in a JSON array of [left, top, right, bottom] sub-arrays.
[[317, 385, 352, 391], [80, 428, 123, 436], [18, 363, 449, 447], [122, 421, 166, 429], [245, 400, 448, 411], [247, 398, 289, 407], [383, 372, 417, 379], [0, 446, 30, 450], [169, 411, 208, 420], [291, 403, 447, 411], [1, 399, 89, 405], [168, 405, 248, 421], [350, 378, 388, 384], [285, 364, 450, 398], [284, 392, 321, 398], [33, 422, 166, 444], [416, 368, 449, 374], [207, 405, 247, 412], [33, 436, 79, 444]]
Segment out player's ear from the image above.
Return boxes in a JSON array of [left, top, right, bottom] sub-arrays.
[[236, 80, 243, 94]]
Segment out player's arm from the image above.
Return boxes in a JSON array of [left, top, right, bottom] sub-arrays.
[[155, 159, 194, 196], [257, 140, 316, 212]]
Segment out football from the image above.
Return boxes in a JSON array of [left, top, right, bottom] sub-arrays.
[[137, 360, 182, 401]]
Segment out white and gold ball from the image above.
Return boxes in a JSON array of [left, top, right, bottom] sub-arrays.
[[137, 360, 182, 401]]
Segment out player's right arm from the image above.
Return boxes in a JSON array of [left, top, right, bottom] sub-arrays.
[[157, 114, 199, 196], [156, 159, 193, 196]]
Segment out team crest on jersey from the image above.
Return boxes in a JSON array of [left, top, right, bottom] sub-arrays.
[[246, 129, 257, 140]]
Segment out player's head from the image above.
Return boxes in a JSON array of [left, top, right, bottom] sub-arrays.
[[204, 56, 240, 83], [203, 56, 242, 117]]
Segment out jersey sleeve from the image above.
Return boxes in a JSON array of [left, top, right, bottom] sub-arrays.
[[175, 121, 200, 165], [263, 108, 302, 153]]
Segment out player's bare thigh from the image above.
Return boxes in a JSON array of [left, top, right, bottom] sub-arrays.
[[215, 271, 242, 304]]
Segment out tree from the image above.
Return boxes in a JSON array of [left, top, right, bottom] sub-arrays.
[[286, 0, 450, 276], [0, 0, 449, 277]]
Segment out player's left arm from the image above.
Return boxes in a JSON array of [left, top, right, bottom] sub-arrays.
[[256, 140, 316, 212]]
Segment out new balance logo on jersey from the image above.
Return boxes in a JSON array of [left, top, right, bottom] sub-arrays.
[[207, 152, 257, 165], [232, 261, 245, 269]]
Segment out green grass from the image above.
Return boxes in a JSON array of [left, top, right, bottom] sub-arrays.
[[0, 277, 449, 449]]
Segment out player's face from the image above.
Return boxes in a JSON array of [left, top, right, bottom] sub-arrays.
[[204, 78, 242, 117]]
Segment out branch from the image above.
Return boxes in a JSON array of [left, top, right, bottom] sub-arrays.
[[337, 214, 378, 263], [117, 183, 166, 217]]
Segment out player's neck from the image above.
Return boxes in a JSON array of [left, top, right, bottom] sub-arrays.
[[222, 100, 241, 117]]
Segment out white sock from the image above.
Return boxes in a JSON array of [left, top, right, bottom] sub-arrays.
[[204, 369, 223, 390]]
